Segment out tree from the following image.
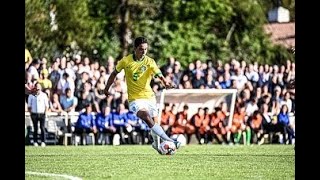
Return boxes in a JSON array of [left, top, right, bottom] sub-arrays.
[[25, 0, 56, 59], [26, 0, 294, 66]]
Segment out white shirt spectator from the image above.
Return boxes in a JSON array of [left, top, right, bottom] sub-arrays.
[[27, 92, 49, 113], [245, 101, 259, 116], [57, 77, 75, 95], [280, 99, 292, 113], [65, 68, 76, 81], [231, 71, 248, 90], [245, 71, 259, 82], [28, 65, 39, 80], [262, 72, 270, 83]]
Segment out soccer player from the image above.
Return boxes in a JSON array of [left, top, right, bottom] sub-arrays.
[[104, 36, 181, 153]]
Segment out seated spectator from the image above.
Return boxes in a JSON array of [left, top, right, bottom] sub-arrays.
[[227, 103, 246, 144], [193, 107, 210, 144], [27, 59, 41, 81], [76, 90, 92, 112], [95, 106, 116, 145], [247, 110, 263, 144], [94, 76, 107, 109], [74, 104, 97, 145], [76, 82, 100, 113], [38, 69, 52, 89], [209, 107, 228, 144], [48, 61, 61, 92], [111, 103, 129, 144], [25, 71, 36, 96], [160, 103, 175, 135], [192, 71, 206, 89], [125, 110, 149, 144], [50, 93, 65, 114], [60, 88, 78, 113], [171, 104, 189, 136], [57, 72, 75, 96], [260, 103, 277, 144], [276, 104, 295, 144]]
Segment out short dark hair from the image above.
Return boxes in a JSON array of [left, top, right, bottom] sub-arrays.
[[134, 37, 148, 48]]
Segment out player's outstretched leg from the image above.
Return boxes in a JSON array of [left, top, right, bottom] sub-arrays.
[[150, 130, 162, 154], [137, 110, 181, 149]]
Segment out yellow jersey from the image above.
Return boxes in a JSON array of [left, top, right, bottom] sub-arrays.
[[115, 54, 162, 102]]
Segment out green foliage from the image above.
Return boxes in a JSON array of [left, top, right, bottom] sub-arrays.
[[25, 0, 294, 66], [25, 0, 56, 59]]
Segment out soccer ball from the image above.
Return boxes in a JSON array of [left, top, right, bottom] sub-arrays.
[[159, 141, 176, 155]]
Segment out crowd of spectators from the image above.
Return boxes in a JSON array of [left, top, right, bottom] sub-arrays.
[[25, 52, 295, 146]]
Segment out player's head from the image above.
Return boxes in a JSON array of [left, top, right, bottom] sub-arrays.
[[134, 37, 148, 59]]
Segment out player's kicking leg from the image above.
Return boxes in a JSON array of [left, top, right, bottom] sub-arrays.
[[150, 130, 162, 154], [136, 110, 181, 150]]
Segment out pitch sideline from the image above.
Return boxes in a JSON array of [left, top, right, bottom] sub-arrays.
[[25, 171, 82, 180]]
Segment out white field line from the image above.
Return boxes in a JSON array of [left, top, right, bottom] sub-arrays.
[[25, 171, 82, 180]]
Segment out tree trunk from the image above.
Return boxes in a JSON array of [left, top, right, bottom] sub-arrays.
[[119, 0, 131, 58]]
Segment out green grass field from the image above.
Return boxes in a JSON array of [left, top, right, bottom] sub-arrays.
[[25, 145, 294, 180]]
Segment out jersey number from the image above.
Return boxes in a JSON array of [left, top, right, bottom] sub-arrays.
[[133, 72, 140, 81]]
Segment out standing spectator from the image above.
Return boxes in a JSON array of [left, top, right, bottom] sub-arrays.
[[27, 82, 50, 147]]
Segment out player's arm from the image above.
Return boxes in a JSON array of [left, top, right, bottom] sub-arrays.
[[104, 70, 119, 96], [151, 59, 175, 89], [157, 74, 175, 89]]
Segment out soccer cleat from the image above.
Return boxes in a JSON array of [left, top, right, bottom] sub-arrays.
[[152, 143, 162, 155], [174, 141, 181, 149]]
